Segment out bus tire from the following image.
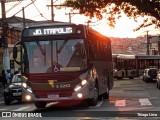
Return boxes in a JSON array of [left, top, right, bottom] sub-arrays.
[[34, 102, 46, 108], [88, 86, 98, 106], [102, 85, 109, 99]]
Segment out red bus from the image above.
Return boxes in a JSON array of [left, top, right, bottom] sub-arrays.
[[13, 23, 114, 108], [113, 54, 136, 79]]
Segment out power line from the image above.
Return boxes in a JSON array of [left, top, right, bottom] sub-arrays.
[[11, 0, 36, 17], [32, 1, 49, 21], [5, 0, 23, 13]]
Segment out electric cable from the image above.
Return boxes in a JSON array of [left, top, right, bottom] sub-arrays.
[[31, 1, 49, 21], [11, 0, 36, 17], [6, 0, 23, 13]]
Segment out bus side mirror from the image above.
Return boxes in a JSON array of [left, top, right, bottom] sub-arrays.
[[13, 47, 17, 59]]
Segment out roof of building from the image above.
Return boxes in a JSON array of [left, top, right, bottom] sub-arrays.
[[1, 16, 64, 30]]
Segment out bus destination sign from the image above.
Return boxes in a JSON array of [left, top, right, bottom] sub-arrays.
[[25, 26, 76, 37]]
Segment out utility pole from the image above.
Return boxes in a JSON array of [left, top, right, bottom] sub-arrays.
[[146, 31, 150, 55], [22, 7, 26, 27], [51, 0, 54, 22], [1, 0, 10, 70], [47, 0, 74, 23], [85, 20, 96, 27], [158, 36, 160, 55], [67, 12, 79, 23]]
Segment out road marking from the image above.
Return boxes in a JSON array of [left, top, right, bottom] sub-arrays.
[[89, 101, 103, 108], [139, 98, 152, 106], [13, 106, 31, 111], [115, 100, 126, 106], [96, 101, 103, 107]]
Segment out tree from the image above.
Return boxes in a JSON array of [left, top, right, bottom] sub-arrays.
[[64, 0, 160, 30]]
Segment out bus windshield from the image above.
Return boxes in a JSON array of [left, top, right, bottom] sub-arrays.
[[24, 39, 87, 73]]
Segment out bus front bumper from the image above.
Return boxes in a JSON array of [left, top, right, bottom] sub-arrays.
[[22, 84, 94, 102]]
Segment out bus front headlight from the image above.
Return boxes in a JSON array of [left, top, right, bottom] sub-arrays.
[[74, 85, 81, 92], [74, 79, 87, 92], [22, 83, 27, 88], [81, 79, 87, 85], [22, 82, 32, 93]]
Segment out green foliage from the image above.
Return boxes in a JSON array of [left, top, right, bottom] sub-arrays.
[[64, 0, 160, 30]]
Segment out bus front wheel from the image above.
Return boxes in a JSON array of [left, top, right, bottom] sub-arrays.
[[88, 86, 98, 106], [34, 102, 46, 108]]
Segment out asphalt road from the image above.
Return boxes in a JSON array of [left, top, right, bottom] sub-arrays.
[[1, 77, 160, 120]]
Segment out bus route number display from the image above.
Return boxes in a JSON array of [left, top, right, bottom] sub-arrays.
[[26, 27, 75, 37]]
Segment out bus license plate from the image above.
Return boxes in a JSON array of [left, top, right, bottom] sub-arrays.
[[48, 94, 59, 99], [13, 92, 22, 96]]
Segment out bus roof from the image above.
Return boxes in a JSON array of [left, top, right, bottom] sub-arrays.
[[24, 23, 80, 29]]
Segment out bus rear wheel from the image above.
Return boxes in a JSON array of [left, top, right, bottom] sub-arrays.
[[34, 102, 46, 108], [102, 86, 109, 99]]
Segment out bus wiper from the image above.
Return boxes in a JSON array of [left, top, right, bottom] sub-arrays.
[[36, 41, 46, 56], [57, 37, 70, 53]]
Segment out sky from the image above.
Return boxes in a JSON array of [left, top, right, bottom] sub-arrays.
[[1, 0, 160, 38]]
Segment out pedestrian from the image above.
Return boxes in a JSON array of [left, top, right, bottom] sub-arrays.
[[14, 71, 19, 75], [6, 69, 11, 84], [1, 70, 7, 88]]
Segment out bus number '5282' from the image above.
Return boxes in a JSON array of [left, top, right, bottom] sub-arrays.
[[51, 84, 71, 89]]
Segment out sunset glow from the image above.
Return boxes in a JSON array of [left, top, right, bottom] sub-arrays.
[[2, 0, 160, 38]]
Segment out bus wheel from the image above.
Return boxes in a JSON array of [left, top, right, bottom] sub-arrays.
[[102, 86, 109, 99], [88, 87, 98, 106], [35, 102, 46, 108]]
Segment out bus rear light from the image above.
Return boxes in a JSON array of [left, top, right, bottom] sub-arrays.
[[77, 93, 83, 98]]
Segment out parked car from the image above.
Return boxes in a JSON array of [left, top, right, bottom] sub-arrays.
[[156, 70, 160, 89], [142, 68, 158, 83], [4, 74, 22, 105]]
